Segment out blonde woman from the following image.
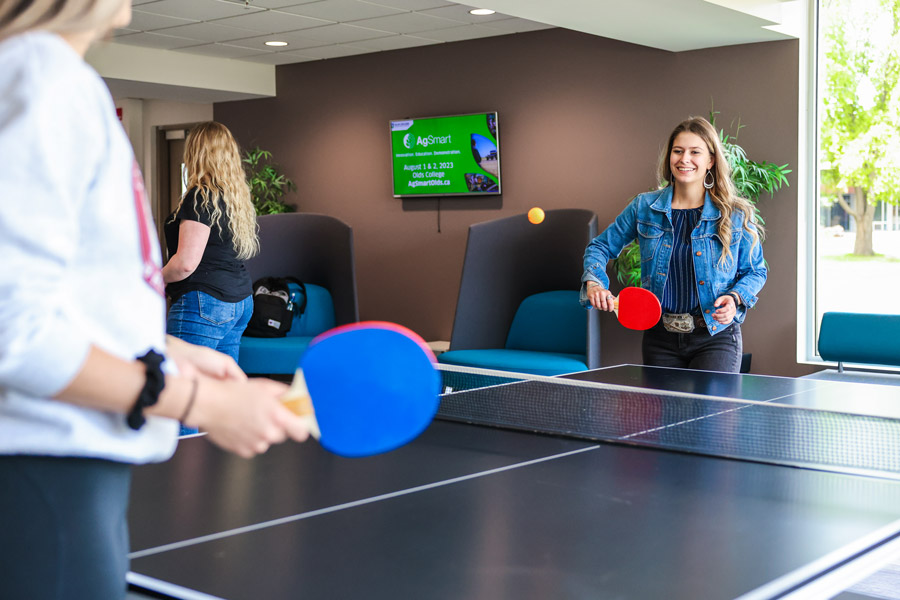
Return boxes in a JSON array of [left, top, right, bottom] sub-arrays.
[[163, 121, 259, 362], [0, 4, 308, 597], [582, 116, 767, 372]]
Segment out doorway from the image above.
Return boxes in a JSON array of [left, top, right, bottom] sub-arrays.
[[155, 125, 195, 258]]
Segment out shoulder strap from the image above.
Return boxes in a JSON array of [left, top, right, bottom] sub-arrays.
[[282, 276, 307, 315], [252, 276, 278, 292]]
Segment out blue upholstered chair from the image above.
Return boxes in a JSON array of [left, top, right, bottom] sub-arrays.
[[238, 213, 358, 375], [238, 282, 336, 374], [438, 209, 600, 376], [439, 290, 588, 375], [817, 312, 900, 372]]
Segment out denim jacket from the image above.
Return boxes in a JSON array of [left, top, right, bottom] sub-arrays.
[[581, 187, 767, 336]]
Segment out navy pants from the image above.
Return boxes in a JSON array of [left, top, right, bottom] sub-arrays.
[[642, 321, 743, 373], [0, 456, 132, 600]]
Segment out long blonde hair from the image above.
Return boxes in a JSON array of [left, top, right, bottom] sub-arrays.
[[658, 116, 764, 265], [173, 122, 259, 260], [0, 0, 127, 41]]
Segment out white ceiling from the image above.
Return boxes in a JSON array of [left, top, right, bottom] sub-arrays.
[[117, 0, 554, 66], [480, 0, 800, 53], [117, 0, 799, 64], [105, 0, 800, 102]]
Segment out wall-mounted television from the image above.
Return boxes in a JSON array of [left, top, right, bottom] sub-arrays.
[[390, 111, 500, 198]]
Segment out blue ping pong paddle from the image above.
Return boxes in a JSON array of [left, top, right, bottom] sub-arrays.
[[281, 321, 441, 458]]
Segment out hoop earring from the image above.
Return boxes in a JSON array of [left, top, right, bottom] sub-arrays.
[[703, 170, 715, 190]]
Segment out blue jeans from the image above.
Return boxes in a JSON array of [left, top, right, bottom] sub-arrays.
[[167, 292, 253, 435], [642, 321, 743, 373], [167, 291, 253, 361]]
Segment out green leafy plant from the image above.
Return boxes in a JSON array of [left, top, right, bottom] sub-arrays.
[[243, 147, 296, 215], [717, 113, 792, 227], [611, 238, 643, 287], [611, 111, 791, 287]]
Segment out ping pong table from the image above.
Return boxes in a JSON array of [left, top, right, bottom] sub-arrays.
[[126, 365, 900, 600]]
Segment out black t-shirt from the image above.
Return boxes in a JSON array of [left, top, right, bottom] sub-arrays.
[[164, 187, 252, 303]]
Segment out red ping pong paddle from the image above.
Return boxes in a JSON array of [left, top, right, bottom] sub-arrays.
[[281, 321, 441, 457], [613, 287, 661, 330]]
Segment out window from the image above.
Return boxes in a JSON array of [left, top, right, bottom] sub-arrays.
[[812, 0, 900, 360]]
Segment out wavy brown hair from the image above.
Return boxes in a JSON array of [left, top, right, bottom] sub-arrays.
[[173, 122, 258, 260], [658, 116, 764, 265]]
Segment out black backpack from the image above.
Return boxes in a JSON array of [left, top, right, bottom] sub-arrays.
[[243, 277, 307, 338]]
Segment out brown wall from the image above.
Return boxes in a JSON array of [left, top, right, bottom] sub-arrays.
[[216, 28, 811, 377]]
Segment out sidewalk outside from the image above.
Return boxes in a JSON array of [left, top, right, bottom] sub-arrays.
[[817, 229, 900, 319]]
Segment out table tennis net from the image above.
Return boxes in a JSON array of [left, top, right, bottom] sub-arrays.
[[436, 365, 900, 480]]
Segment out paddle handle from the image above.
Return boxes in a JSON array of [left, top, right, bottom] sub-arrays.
[[281, 369, 321, 439]]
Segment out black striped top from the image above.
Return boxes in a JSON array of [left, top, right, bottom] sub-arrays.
[[661, 207, 702, 314]]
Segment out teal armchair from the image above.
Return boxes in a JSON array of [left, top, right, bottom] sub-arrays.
[[438, 209, 600, 376]]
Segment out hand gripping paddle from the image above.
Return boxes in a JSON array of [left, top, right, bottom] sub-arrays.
[[281, 321, 441, 457], [614, 287, 662, 330]]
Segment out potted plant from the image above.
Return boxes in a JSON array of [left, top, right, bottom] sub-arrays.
[[611, 112, 791, 286], [243, 147, 297, 215]]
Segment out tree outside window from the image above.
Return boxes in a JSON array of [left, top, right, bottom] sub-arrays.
[[817, 0, 900, 329]]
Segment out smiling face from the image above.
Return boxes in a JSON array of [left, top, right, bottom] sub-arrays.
[[669, 131, 714, 187]]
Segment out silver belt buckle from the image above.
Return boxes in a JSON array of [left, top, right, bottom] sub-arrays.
[[662, 313, 695, 333]]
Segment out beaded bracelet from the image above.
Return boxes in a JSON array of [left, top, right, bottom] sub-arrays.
[[127, 349, 166, 430]]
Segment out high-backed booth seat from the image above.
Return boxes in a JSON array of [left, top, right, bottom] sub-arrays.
[[803, 311, 900, 386], [238, 213, 359, 375], [438, 290, 588, 376], [438, 209, 600, 376]]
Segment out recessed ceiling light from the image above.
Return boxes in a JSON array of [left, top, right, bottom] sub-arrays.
[[265, 41, 288, 47], [469, 8, 495, 16]]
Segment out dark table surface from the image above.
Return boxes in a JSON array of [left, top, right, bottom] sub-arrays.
[[127, 365, 900, 600]]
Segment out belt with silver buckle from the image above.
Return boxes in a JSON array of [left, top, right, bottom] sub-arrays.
[[661, 312, 705, 333]]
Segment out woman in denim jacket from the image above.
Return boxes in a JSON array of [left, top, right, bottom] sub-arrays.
[[582, 117, 767, 372]]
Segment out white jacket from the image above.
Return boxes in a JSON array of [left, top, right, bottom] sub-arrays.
[[0, 32, 177, 463]]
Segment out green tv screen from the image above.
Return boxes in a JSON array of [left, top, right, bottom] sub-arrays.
[[390, 112, 500, 198]]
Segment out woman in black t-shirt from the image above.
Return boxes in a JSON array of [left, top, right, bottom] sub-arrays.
[[162, 122, 259, 365]]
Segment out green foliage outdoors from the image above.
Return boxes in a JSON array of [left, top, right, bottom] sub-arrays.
[[611, 111, 791, 287], [823, 253, 900, 262], [819, 0, 900, 255], [243, 147, 296, 215]]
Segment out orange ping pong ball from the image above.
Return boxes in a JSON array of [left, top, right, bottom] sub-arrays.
[[527, 207, 545, 224]]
